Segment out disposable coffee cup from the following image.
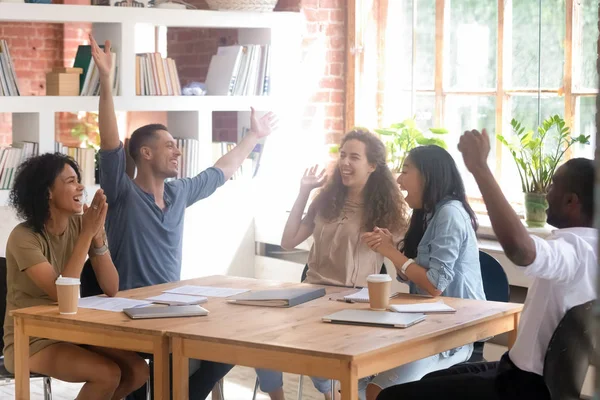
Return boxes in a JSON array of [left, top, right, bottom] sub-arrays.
[[55, 275, 80, 315], [367, 274, 392, 311]]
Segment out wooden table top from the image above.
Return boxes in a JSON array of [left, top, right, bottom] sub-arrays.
[[164, 276, 523, 359], [11, 275, 522, 357]]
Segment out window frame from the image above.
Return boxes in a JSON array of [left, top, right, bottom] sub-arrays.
[[346, 0, 597, 204]]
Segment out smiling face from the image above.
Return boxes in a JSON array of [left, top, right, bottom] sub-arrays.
[[49, 164, 85, 215], [397, 156, 424, 209], [142, 129, 181, 179], [338, 139, 376, 190]]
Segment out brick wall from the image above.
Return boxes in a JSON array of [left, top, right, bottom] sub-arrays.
[[0, 21, 92, 146]]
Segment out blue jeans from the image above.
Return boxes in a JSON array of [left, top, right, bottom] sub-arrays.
[[255, 368, 332, 394]]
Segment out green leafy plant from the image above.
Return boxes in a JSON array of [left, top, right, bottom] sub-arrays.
[[375, 117, 448, 172], [70, 112, 100, 151], [498, 115, 590, 194]]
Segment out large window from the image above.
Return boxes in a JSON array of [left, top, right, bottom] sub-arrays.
[[350, 0, 598, 206]]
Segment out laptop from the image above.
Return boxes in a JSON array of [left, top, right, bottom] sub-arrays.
[[322, 309, 425, 328], [227, 287, 326, 308], [123, 305, 209, 319]]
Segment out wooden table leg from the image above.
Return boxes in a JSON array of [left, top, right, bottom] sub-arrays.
[[340, 361, 358, 400], [153, 336, 170, 400], [172, 337, 189, 400], [14, 316, 30, 400], [507, 312, 520, 349]]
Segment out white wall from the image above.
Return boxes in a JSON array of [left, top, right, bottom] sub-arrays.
[[0, 207, 20, 258]]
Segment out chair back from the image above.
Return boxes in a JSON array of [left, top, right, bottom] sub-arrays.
[[0, 257, 7, 351], [479, 251, 510, 302], [300, 264, 388, 283], [80, 258, 103, 298], [543, 300, 595, 400]]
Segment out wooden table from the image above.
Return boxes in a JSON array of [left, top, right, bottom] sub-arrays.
[[11, 283, 181, 400], [168, 276, 523, 400]]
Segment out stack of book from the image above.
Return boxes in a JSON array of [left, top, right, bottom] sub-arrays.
[[205, 45, 271, 96], [136, 53, 182, 96], [0, 40, 20, 96], [73, 44, 119, 96], [0, 142, 38, 189], [56, 144, 96, 186]]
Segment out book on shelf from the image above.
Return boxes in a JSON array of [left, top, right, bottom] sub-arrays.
[[205, 45, 271, 96], [211, 139, 257, 181], [73, 44, 119, 96], [136, 53, 182, 96], [174, 138, 199, 179], [55, 144, 96, 186], [0, 142, 38, 190], [0, 39, 20, 96]]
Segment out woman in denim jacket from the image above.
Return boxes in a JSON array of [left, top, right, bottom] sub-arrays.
[[362, 145, 486, 400]]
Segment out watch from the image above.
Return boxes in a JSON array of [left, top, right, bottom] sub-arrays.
[[401, 258, 415, 275]]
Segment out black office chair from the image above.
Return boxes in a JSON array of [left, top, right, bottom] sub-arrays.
[[0, 257, 52, 399], [543, 300, 595, 400], [465, 251, 510, 363], [252, 263, 389, 400], [80, 258, 103, 298]]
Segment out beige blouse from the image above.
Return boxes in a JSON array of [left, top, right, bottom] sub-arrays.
[[305, 200, 385, 288]]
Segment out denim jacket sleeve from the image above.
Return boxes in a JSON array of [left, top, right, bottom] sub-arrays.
[[424, 204, 468, 292]]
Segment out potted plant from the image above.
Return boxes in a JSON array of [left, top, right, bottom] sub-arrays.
[[498, 115, 590, 227], [374, 117, 448, 174]]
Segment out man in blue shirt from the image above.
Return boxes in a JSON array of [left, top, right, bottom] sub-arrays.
[[91, 36, 276, 399]]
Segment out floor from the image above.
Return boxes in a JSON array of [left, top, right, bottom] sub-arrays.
[[0, 344, 595, 399]]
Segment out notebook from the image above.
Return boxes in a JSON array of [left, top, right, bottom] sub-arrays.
[[227, 287, 326, 308], [145, 293, 208, 306], [343, 287, 398, 303], [322, 309, 425, 329], [389, 301, 456, 314], [123, 305, 209, 319]]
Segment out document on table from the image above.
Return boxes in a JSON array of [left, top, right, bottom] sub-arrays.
[[78, 296, 152, 312], [163, 285, 250, 298]]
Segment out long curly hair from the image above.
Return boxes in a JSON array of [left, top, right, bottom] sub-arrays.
[[313, 129, 409, 233], [400, 145, 478, 259], [9, 153, 81, 234]]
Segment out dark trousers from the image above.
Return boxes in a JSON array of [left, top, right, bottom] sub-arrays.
[[377, 353, 550, 400], [126, 355, 233, 400]]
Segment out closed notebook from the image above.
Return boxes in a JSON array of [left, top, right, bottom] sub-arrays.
[[389, 301, 456, 314], [322, 309, 425, 328], [227, 287, 326, 307]]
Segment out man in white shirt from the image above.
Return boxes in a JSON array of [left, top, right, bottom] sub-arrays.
[[376, 129, 597, 400]]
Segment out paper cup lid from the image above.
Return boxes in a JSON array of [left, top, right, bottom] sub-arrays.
[[55, 275, 80, 285], [367, 274, 392, 283]]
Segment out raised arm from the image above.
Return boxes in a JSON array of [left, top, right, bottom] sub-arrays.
[[214, 108, 277, 180], [458, 129, 536, 266], [90, 35, 120, 151], [281, 166, 326, 250]]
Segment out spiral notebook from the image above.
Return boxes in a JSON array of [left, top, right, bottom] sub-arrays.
[[343, 287, 398, 303]]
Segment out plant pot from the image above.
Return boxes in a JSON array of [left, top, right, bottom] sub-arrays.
[[524, 192, 548, 228]]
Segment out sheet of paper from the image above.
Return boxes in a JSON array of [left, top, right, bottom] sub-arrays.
[[163, 285, 250, 298], [389, 301, 456, 313], [78, 296, 151, 312], [343, 287, 370, 302], [145, 293, 208, 305]]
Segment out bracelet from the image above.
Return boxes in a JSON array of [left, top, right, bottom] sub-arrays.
[[401, 258, 415, 275], [93, 242, 109, 256]]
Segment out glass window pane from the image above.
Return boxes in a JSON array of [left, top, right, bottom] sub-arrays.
[[446, 0, 497, 90], [414, 94, 436, 132], [501, 95, 565, 202], [380, 92, 435, 130], [388, 0, 436, 90], [573, 96, 596, 159], [511, 0, 565, 88], [575, 0, 600, 90], [444, 95, 496, 197]]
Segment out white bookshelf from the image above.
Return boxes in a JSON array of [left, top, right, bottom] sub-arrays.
[[0, 3, 303, 278]]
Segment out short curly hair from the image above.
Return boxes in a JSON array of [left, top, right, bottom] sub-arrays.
[[9, 152, 81, 234]]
